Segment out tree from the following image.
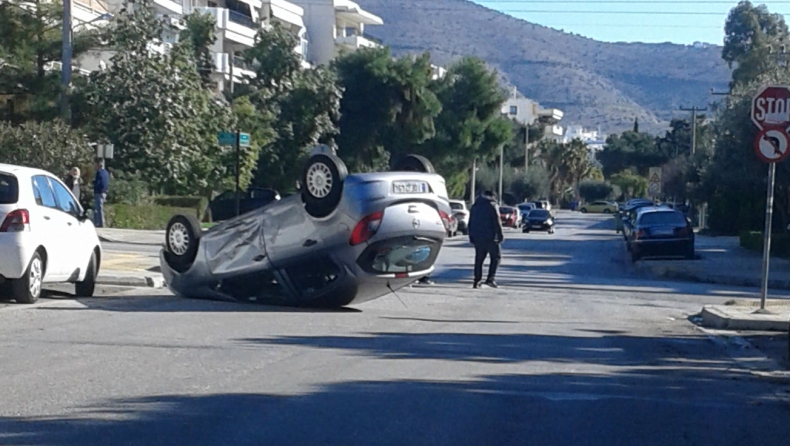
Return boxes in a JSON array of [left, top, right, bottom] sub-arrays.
[[80, 0, 237, 198], [510, 167, 550, 202], [240, 24, 342, 192], [180, 11, 218, 90], [0, 120, 93, 176], [578, 180, 613, 203], [723, 1, 790, 88], [610, 169, 648, 199], [597, 130, 664, 177], [0, 0, 100, 122], [633, 117, 639, 133]]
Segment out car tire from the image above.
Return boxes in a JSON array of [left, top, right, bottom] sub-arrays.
[[75, 252, 98, 297], [523, 228, 530, 233], [12, 251, 44, 304], [391, 154, 435, 173], [685, 244, 695, 260], [302, 153, 348, 218], [604, 209, 611, 214], [166, 214, 202, 272], [549, 228, 555, 234], [580, 208, 587, 213]]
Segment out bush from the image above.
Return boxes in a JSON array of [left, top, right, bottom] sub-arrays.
[[106, 171, 151, 206], [153, 196, 209, 221], [579, 180, 613, 203], [0, 121, 93, 176], [739, 231, 790, 257], [105, 204, 198, 230]]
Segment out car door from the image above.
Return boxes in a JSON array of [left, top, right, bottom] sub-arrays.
[[48, 176, 93, 280], [30, 175, 69, 279]]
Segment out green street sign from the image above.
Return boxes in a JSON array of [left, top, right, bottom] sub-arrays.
[[218, 131, 236, 146], [238, 132, 250, 147]]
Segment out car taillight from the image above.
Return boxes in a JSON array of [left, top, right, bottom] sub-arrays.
[[635, 229, 646, 239], [439, 209, 451, 231], [350, 211, 384, 246], [677, 227, 689, 236], [0, 209, 30, 232]]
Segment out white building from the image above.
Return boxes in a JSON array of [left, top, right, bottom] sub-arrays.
[[291, 0, 383, 66], [558, 124, 607, 164], [501, 88, 564, 137]]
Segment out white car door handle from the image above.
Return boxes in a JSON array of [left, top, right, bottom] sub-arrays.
[[44, 216, 51, 220]]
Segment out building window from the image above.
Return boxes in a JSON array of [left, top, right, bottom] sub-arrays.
[[509, 106, 518, 115]]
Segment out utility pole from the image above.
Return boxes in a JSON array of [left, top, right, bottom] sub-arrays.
[[524, 123, 529, 174], [229, 54, 240, 217], [470, 158, 476, 203], [679, 106, 707, 155], [61, 0, 72, 122]]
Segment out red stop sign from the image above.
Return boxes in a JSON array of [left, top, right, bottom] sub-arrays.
[[752, 85, 790, 130]]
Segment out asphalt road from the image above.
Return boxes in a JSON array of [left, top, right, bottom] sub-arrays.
[[0, 212, 788, 446]]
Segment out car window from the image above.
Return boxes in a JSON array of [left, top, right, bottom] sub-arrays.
[[530, 210, 549, 218], [32, 175, 58, 208], [639, 212, 686, 226], [450, 202, 464, 211], [49, 177, 80, 215], [0, 173, 18, 204]]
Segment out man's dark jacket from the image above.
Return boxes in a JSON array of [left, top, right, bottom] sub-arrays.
[[93, 169, 109, 195], [467, 195, 504, 244]]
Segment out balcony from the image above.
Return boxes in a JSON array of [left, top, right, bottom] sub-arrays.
[[147, 41, 173, 55], [152, 0, 183, 15], [72, 0, 108, 24], [335, 34, 379, 51], [212, 52, 256, 82], [198, 7, 258, 47]]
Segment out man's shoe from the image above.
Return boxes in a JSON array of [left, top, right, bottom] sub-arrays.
[[473, 281, 480, 288], [418, 277, 434, 285], [484, 280, 499, 288]]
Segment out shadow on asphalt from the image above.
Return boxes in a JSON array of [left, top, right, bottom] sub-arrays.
[[1, 332, 788, 446]]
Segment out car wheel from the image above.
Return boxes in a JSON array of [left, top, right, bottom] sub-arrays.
[[75, 252, 98, 297], [302, 153, 348, 218], [523, 227, 530, 233], [549, 228, 555, 234], [604, 209, 611, 214], [685, 244, 695, 260], [580, 208, 587, 213], [391, 154, 435, 173], [12, 251, 44, 304], [166, 214, 202, 272]]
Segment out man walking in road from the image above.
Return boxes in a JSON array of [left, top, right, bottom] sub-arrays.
[[93, 158, 110, 228], [468, 190, 504, 288]]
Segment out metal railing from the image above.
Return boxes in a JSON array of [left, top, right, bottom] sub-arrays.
[[228, 10, 255, 28]]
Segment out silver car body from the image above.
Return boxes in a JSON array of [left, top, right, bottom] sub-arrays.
[[160, 172, 452, 307]]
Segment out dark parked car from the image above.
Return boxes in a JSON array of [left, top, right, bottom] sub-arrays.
[[627, 207, 694, 262], [209, 188, 280, 222], [522, 209, 555, 234]]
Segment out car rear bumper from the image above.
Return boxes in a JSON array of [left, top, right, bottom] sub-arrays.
[[632, 239, 692, 256], [0, 235, 34, 280]]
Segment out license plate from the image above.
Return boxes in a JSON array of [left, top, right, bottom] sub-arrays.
[[393, 181, 428, 194], [653, 229, 674, 236], [532, 224, 542, 228]]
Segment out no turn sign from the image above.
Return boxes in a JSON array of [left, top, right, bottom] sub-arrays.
[[752, 85, 790, 163]]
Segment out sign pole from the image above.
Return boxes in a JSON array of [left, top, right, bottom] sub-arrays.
[[235, 130, 241, 218], [759, 162, 776, 312]]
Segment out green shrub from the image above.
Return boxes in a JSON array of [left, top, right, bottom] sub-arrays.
[[739, 231, 790, 257], [105, 204, 197, 230], [579, 180, 613, 203], [0, 121, 93, 177], [153, 196, 209, 221], [106, 171, 151, 206]]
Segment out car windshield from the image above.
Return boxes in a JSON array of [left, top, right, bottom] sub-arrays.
[[363, 238, 442, 274], [500, 207, 515, 213], [0, 173, 18, 204], [639, 212, 686, 226], [529, 210, 549, 218], [450, 202, 464, 211]]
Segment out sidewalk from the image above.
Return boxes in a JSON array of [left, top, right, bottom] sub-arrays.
[[634, 236, 790, 290], [98, 251, 165, 289], [632, 235, 790, 331], [97, 228, 164, 246]]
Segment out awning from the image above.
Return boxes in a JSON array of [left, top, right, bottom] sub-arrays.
[[271, 4, 305, 29]]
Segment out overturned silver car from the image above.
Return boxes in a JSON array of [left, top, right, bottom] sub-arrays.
[[160, 153, 452, 308]]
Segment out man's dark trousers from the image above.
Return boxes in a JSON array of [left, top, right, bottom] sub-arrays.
[[473, 240, 501, 283]]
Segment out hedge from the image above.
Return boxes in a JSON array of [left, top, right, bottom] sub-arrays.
[[105, 204, 197, 230], [153, 196, 209, 221], [739, 231, 790, 258]]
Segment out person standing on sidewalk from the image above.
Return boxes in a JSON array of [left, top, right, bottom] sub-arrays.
[[92, 158, 110, 228], [468, 190, 504, 288], [64, 167, 82, 201]]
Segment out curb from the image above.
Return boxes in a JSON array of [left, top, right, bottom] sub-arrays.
[[700, 305, 790, 331], [97, 274, 165, 288], [98, 235, 163, 247]]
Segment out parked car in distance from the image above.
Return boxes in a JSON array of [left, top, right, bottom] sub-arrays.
[[446, 212, 459, 238], [522, 209, 555, 234], [534, 199, 551, 211], [499, 205, 520, 228], [627, 207, 694, 262], [0, 163, 102, 304], [209, 187, 281, 222], [449, 199, 469, 235], [579, 201, 618, 214], [517, 203, 535, 225]]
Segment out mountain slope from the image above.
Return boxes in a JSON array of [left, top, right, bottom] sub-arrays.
[[356, 0, 732, 134]]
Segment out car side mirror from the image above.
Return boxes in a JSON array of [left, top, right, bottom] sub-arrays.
[[78, 208, 90, 222]]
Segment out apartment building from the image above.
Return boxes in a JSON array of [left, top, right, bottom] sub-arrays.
[[502, 88, 564, 137]]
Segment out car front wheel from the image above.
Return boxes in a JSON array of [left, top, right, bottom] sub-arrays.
[[580, 208, 587, 213], [75, 252, 98, 297], [166, 214, 202, 273]]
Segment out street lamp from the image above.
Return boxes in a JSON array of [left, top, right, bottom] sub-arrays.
[[61, 8, 112, 121]]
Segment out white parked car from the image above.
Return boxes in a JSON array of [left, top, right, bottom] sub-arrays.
[[0, 163, 102, 303], [449, 199, 469, 235]]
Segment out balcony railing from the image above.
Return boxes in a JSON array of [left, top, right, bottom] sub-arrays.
[[232, 56, 258, 72], [228, 10, 255, 29]]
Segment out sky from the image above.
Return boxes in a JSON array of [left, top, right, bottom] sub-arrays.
[[471, 0, 790, 45]]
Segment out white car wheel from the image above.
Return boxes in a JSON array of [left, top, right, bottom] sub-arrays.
[[12, 252, 43, 304], [168, 222, 190, 256], [306, 162, 334, 199]]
